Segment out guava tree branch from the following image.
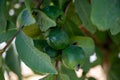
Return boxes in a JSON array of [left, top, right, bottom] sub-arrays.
[[0, 25, 24, 55]]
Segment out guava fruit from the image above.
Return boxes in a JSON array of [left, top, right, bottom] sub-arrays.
[[47, 28, 69, 50], [62, 45, 85, 69]]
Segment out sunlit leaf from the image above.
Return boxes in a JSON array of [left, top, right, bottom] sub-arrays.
[[22, 23, 42, 38]]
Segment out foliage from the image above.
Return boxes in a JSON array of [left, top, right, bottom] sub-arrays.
[[0, 0, 120, 80]]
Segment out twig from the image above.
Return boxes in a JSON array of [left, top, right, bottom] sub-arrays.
[[64, 0, 72, 16], [0, 25, 24, 55], [54, 59, 59, 80]]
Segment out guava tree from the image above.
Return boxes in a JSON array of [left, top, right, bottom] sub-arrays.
[[0, 0, 120, 80]]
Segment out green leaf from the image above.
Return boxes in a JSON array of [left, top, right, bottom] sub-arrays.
[[61, 64, 79, 80], [33, 39, 47, 51], [15, 31, 57, 74], [0, 67, 5, 80], [5, 45, 21, 80], [17, 9, 36, 27], [22, 23, 42, 38], [6, 21, 16, 30], [24, 0, 32, 12], [71, 36, 95, 56], [90, 47, 103, 67], [66, 3, 82, 27], [0, 57, 5, 80], [0, 14, 6, 32], [88, 77, 96, 80], [64, 19, 83, 38], [0, 21, 16, 42], [81, 58, 91, 72], [35, 10, 56, 32], [108, 57, 120, 80], [91, 0, 120, 35], [52, 0, 69, 10], [110, 32, 120, 46], [42, 0, 51, 7], [0, 30, 16, 43], [58, 73, 70, 80], [0, 57, 2, 68], [41, 75, 54, 80], [79, 76, 86, 80], [74, 0, 96, 34], [0, 0, 7, 32]]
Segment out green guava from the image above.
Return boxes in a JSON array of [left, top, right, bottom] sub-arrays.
[[62, 45, 85, 69], [47, 28, 69, 50]]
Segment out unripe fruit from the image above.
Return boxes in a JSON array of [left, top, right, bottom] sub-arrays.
[[47, 28, 69, 50], [62, 45, 85, 69], [42, 6, 64, 21]]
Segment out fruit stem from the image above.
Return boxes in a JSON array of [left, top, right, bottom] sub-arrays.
[[54, 59, 59, 80]]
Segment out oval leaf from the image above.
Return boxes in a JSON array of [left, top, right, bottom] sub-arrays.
[[0, 0, 6, 32], [24, 0, 32, 12], [5, 45, 21, 79], [91, 0, 120, 35], [75, 0, 96, 34], [71, 36, 95, 56], [35, 10, 56, 32], [66, 3, 82, 27], [15, 31, 57, 74], [17, 9, 36, 27]]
